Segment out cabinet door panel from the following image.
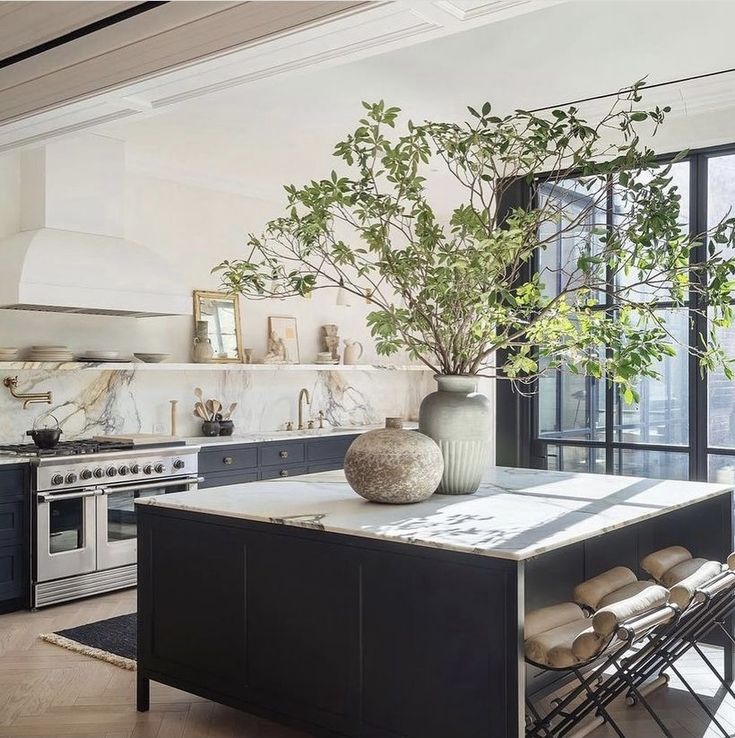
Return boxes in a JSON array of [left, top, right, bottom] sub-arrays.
[[361, 551, 512, 738], [0, 500, 24, 544], [245, 533, 358, 721], [146, 516, 246, 696], [0, 544, 23, 600]]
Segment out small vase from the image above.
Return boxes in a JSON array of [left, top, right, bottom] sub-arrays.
[[419, 375, 492, 495], [344, 418, 443, 504], [201, 421, 220, 437], [193, 320, 214, 363], [218, 420, 234, 436]]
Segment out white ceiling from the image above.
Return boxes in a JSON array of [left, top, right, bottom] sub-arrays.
[[94, 0, 735, 201]]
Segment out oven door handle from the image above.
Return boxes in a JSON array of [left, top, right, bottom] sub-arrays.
[[98, 475, 203, 495], [37, 489, 102, 503]]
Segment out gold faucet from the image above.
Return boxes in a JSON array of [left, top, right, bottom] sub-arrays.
[[3, 376, 52, 409], [298, 388, 311, 430]]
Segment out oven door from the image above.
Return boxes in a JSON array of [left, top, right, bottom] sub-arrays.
[[96, 475, 200, 571], [36, 488, 99, 583]]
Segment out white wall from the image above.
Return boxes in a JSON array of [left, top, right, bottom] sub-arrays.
[[0, 150, 414, 367]]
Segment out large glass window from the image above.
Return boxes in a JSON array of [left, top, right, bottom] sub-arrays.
[[528, 152, 735, 482]]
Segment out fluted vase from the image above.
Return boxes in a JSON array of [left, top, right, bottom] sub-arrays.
[[419, 375, 492, 495]]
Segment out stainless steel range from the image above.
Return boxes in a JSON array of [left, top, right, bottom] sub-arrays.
[[26, 442, 200, 607]]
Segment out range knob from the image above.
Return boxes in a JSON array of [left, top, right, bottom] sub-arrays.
[[94, 468, 105, 479], [65, 472, 78, 484], [143, 464, 153, 475], [106, 466, 117, 478], [172, 459, 185, 470], [118, 465, 129, 476], [130, 463, 140, 474], [154, 463, 165, 474], [80, 469, 93, 480], [51, 474, 64, 486]]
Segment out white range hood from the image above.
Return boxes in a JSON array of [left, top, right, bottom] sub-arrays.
[[0, 135, 191, 317]]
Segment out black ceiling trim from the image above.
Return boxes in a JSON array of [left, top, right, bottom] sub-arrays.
[[531, 66, 735, 113], [0, 1, 169, 71]]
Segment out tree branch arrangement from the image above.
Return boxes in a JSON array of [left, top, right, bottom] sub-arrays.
[[214, 81, 735, 401]]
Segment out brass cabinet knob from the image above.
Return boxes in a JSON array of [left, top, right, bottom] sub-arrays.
[[279, 450, 288, 459], [279, 469, 289, 477], [223, 456, 233, 465]]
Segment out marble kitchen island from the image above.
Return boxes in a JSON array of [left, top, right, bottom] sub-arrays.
[[135, 468, 734, 738]]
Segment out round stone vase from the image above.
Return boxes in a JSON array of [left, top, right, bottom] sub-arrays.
[[419, 375, 492, 495], [344, 418, 444, 504]]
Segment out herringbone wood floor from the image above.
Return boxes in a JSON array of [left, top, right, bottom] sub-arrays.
[[1, 589, 735, 737], [0, 589, 309, 738]]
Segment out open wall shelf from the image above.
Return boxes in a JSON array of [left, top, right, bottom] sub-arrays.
[[0, 362, 432, 373]]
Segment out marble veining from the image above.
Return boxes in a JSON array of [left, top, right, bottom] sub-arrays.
[[0, 366, 434, 443], [136, 467, 734, 561]]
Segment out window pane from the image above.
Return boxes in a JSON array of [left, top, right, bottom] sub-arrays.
[[538, 369, 604, 441], [612, 161, 690, 302], [708, 321, 735, 447], [708, 454, 735, 484], [614, 449, 688, 480], [537, 178, 606, 300], [544, 444, 606, 474], [614, 309, 689, 446], [708, 154, 735, 234]]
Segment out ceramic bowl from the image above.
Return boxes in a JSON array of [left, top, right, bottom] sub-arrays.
[[134, 353, 171, 363]]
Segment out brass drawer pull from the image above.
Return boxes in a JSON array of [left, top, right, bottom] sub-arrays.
[[223, 456, 234, 465], [279, 469, 289, 477], [279, 450, 288, 459]]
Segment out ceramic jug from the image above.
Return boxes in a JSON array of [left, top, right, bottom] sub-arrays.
[[343, 339, 363, 365], [192, 320, 214, 363]]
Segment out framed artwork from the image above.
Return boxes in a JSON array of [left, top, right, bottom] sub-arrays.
[[267, 316, 300, 364]]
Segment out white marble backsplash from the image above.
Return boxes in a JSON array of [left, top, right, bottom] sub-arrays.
[[0, 365, 436, 443]]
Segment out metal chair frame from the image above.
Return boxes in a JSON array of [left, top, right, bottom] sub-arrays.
[[525, 572, 735, 738]]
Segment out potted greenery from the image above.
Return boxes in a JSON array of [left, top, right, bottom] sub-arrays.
[[215, 82, 735, 495]]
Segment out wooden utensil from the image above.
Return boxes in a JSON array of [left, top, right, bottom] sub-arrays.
[[194, 402, 210, 421], [206, 399, 221, 418], [223, 402, 238, 420]]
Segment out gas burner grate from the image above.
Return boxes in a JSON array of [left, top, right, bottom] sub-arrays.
[[0, 439, 135, 457]]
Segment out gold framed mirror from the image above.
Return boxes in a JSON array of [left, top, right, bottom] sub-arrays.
[[193, 290, 244, 363]]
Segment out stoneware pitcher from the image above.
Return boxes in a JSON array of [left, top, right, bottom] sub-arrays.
[[343, 339, 363, 365]]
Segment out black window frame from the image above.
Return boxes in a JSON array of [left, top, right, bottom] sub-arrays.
[[496, 141, 735, 482]]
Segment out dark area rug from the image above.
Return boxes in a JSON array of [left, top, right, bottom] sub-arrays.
[[40, 612, 137, 670]]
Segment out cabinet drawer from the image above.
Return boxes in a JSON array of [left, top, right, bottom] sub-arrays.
[[261, 442, 305, 467], [0, 543, 24, 601], [307, 435, 358, 462], [0, 500, 24, 544], [307, 462, 343, 474], [0, 466, 26, 502], [200, 470, 259, 489], [199, 446, 258, 474], [260, 465, 307, 481]]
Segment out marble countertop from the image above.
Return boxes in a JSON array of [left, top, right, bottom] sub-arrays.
[[135, 466, 734, 561], [184, 424, 417, 446], [0, 457, 28, 466]]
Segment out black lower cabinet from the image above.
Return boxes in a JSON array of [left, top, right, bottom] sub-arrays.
[[198, 435, 359, 488], [0, 465, 29, 613], [137, 508, 521, 738]]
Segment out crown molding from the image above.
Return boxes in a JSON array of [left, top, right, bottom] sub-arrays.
[[0, 0, 568, 151]]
